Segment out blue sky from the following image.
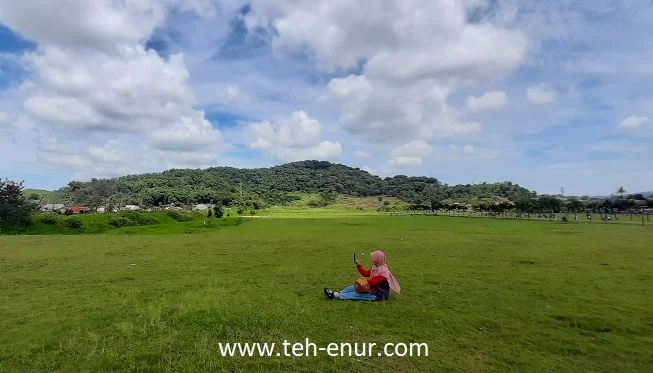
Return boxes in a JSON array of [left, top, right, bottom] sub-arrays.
[[0, 0, 651, 196]]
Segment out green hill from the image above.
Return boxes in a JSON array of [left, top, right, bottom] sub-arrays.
[[23, 189, 53, 196], [22, 189, 55, 203], [49, 160, 536, 207]]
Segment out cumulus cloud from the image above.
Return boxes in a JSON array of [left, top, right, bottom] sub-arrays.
[[87, 145, 123, 164], [0, 0, 229, 178], [353, 150, 371, 158], [326, 75, 482, 142], [526, 83, 557, 104], [245, 1, 527, 77], [0, 0, 215, 52], [246, 0, 528, 142], [465, 91, 508, 112], [617, 116, 648, 129], [244, 111, 342, 162], [387, 140, 433, 167], [149, 112, 225, 151]]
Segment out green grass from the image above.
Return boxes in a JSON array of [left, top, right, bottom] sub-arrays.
[[23, 189, 54, 196], [1, 217, 652, 372], [22, 189, 55, 204]]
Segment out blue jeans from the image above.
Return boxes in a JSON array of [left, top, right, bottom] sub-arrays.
[[338, 285, 376, 301]]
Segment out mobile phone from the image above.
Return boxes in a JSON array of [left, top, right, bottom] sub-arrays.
[[353, 253, 356, 263]]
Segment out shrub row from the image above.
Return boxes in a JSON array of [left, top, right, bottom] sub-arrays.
[[109, 211, 161, 227], [165, 210, 195, 222]]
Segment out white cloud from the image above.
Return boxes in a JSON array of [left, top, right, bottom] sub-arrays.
[[245, 1, 528, 78], [24, 94, 102, 126], [388, 156, 423, 167], [326, 75, 482, 142], [87, 145, 122, 164], [244, 111, 342, 162], [387, 140, 433, 167], [0, 0, 229, 178], [465, 91, 508, 112], [363, 163, 397, 178], [0, 111, 7, 123], [617, 116, 648, 129], [149, 112, 225, 151], [463, 145, 476, 154], [526, 83, 557, 104], [246, 0, 527, 143], [353, 150, 371, 158], [0, 0, 215, 52], [391, 141, 433, 158]]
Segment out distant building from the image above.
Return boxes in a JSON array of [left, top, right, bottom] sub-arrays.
[[60, 206, 82, 214], [193, 204, 215, 211], [40, 203, 65, 212], [123, 205, 140, 211], [97, 206, 106, 214]]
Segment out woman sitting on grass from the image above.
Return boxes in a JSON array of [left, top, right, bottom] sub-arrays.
[[324, 250, 400, 301]]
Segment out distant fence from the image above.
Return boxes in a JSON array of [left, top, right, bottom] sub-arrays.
[[381, 209, 653, 226]]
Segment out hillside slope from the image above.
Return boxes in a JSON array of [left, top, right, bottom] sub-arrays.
[[50, 161, 536, 207]]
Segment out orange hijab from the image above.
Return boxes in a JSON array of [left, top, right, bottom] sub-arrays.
[[370, 250, 401, 294]]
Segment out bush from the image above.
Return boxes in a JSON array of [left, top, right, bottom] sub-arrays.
[[109, 216, 136, 228], [378, 197, 383, 201], [165, 210, 194, 222], [562, 216, 568, 222], [307, 198, 327, 208], [383, 201, 390, 206], [137, 214, 159, 225], [0, 179, 34, 231], [207, 209, 213, 218], [40, 213, 59, 225], [63, 209, 73, 216], [118, 210, 159, 225], [213, 205, 224, 218], [250, 210, 256, 216], [119, 210, 140, 221], [64, 216, 84, 231]]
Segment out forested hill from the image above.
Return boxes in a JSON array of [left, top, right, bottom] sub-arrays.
[[50, 160, 536, 207]]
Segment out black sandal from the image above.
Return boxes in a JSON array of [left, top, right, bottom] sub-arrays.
[[324, 287, 334, 299]]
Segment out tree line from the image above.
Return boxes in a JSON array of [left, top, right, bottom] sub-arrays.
[[43, 161, 538, 209]]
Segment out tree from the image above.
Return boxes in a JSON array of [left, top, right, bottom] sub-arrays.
[[0, 179, 34, 232], [616, 186, 626, 197], [430, 200, 442, 212], [213, 204, 224, 218], [46, 161, 537, 209], [207, 208, 213, 218], [567, 199, 584, 213], [567, 199, 583, 220]]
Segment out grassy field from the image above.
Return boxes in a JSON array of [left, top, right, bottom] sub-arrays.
[[23, 189, 54, 197], [1, 216, 652, 372]]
